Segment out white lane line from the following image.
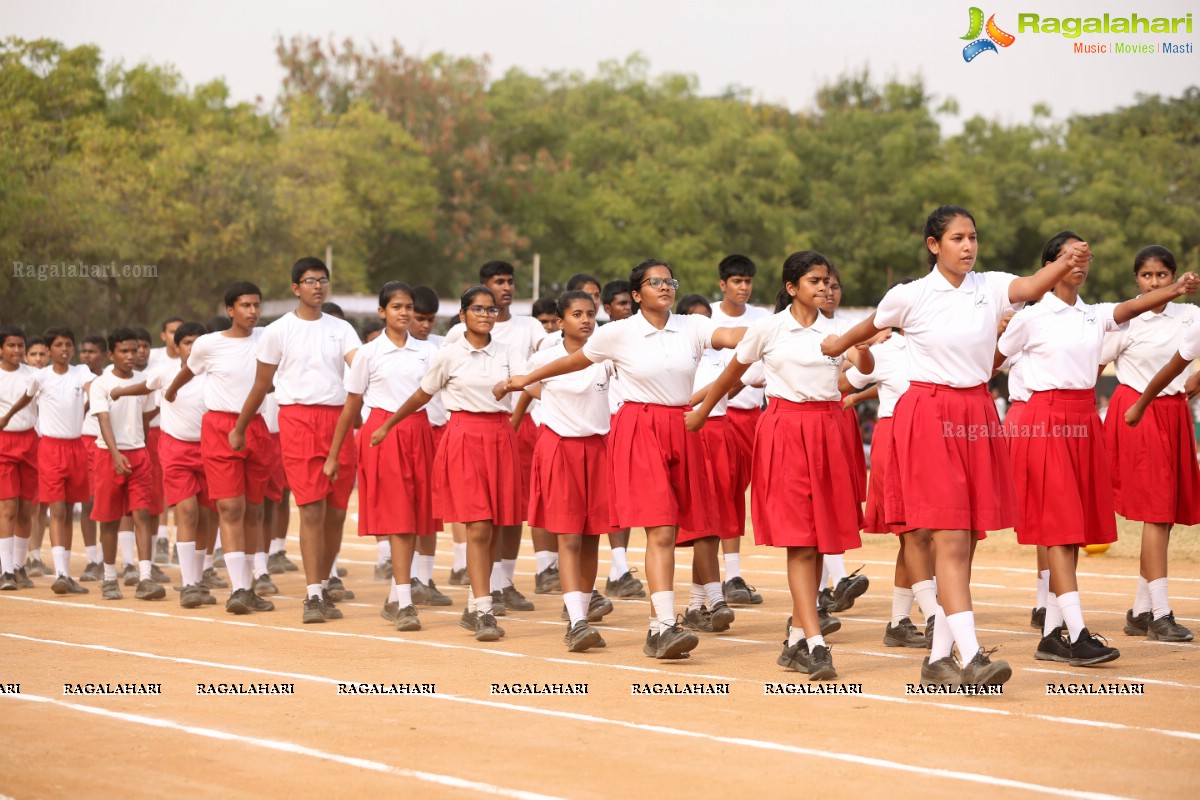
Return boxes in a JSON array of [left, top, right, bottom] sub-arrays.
[[1, 692, 563, 800], [0, 635, 1140, 800]]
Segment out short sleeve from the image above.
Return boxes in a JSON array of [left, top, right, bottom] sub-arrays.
[[1096, 303, 1126, 334], [997, 307, 1032, 359], [418, 348, 453, 395], [523, 348, 555, 391], [985, 271, 1020, 311], [687, 314, 716, 351], [26, 369, 46, 398], [344, 346, 371, 395], [187, 336, 210, 376], [89, 378, 111, 417], [741, 360, 766, 387], [145, 368, 169, 392], [844, 365, 872, 390], [443, 323, 466, 345], [340, 321, 362, 357], [873, 283, 913, 330], [1179, 324, 1200, 362], [1099, 327, 1127, 366], [581, 320, 621, 364], [255, 325, 283, 366], [143, 391, 158, 414], [734, 317, 770, 365]]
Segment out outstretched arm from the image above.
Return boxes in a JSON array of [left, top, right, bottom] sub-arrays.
[[1009, 241, 1090, 304], [1113, 273, 1199, 325], [820, 314, 884, 358], [686, 358, 752, 432], [494, 349, 592, 399]]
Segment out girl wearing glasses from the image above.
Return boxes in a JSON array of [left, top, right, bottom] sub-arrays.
[[498, 259, 746, 660], [370, 286, 525, 643]]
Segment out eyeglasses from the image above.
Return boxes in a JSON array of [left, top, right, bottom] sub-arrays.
[[640, 277, 680, 290], [299, 277, 330, 287], [467, 305, 501, 317]]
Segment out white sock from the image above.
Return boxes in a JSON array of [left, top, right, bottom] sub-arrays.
[[825, 554, 847, 583], [376, 539, 391, 565], [396, 582, 413, 608], [475, 593, 493, 615], [819, 558, 829, 590], [13, 536, 29, 567], [85, 544, 100, 564], [52, 545, 69, 578], [501, 558, 517, 586], [118, 530, 135, 565], [1036, 569, 1049, 610], [489, 562, 504, 592], [807, 634, 827, 652], [1148, 578, 1170, 620], [156, 525, 168, 542], [687, 583, 705, 611], [418, 555, 434, 585], [651, 590, 675, 627], [269, 537, 285, 555], [946, 610, 981, 660], [243, 558, 254, 589], [930, 608, 953, 660], [328, 558, 339, 580], [410, 550, 419, 578], [787, 624, 804, 647], [195, 550, 207, 578], [138, 559, 152, 581], [703, 581, 723, 608], [213, 530, 222, 550], [176, 542, 197, 586], [723, 552, 742, 580], [1133, 576, 1151, 614], [389, 580, 401, 603], [1058, 591, 1085, 642], [648, 616, 662, 635], [911, 580, 939, 624], [307, 583, 322, 600], [203, 552, 215, 571], [564, 590, 587, 625], [103, 562, 118, 581], [467, 587, 476, 613], [609, 546, 629, 581], [549, 551, 558, 569], [535, 550, 554, 573], [225, 552, 247, 592], [452, 542, 467, 571], [1044, 592, 1064, 636], [892, 586, 915, 625], [0, 537, 14, 574], [254, 552, 268, 579]]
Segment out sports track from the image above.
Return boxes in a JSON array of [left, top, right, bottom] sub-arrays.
[[1, 499, 1198, 800]]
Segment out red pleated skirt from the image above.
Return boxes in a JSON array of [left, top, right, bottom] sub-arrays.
[[678, 416, 747, 543], [607, 402, 713, 533], [724, 406, 761, 466], [1104, 383, 1200, 525], [751, 399, 862, 552], [885, 382, 1017, 532], [840, 399, 867, 504], [1011, 390, 1117, 547], [355, 408, 436, 536], [863, 417, 905, 534], [432, 411, 523, 526], [528, 429, 617, 535], [515, 415, 538, 507], [1003, 400, 1027, 448]]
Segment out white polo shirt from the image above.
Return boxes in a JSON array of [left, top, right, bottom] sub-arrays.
[[845, 334, 910, 418], [146, 362, 205, 442], [26, 364, 92, 438], [582, 312, 715, 407], [526, 343, 613, 437], [419, 337, 525, 414], [1177, 320, 1200, 362], [421, 334, 449, 427], [875, 269, 1020, 387], [81, 366, 108, 438], [711, 303, 769, 410], [1101, 301, 1200, 396], [0, 364, 39, 432], [344, 333, 434, 413], [187, 330, 264, 415], [736, 308, 849, 403], [446, 314, 545, 362], [257, 312, 360, 406], [998, 293, 1124, 391], [1001, 352, 1031, 403], [89, 371, 156, 450]]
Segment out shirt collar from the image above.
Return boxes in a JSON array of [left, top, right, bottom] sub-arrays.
[[1041, 292, 1087, 313], [453, 335, 497, 356], [632, 311, 684, 336], [779, 308, 834, 333], [928, 268, 977, 293], [374, 333, 421, 354], [1137, 298, 1179, 321]]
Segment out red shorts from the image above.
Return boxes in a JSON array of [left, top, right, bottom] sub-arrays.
[[265, 431, 289, 503], [90, 447, 154, 523], [159, 433, 213, 509], [679, 416, 746, 543], [1104, 384, 1200, 525], [1012, 390, 1116, 547], [515, 414, 538, 507], [724, 406, 761, 465], [432, 412, 523, 525], [37, 436, 90, 504], [81, 435, 97, 498], [277, 405, 355, 509], [200, 412, 273, 504], [607, 403, 713, 533], [751, 400, 862, 553], [0, 429, 39, 502], [863, 417, 905, 534], [145, 427, 165, 514], [840, 400, 867, 504], [356, 408, 435, 536], [528, 429, 618, 536], [885, 382, 1017, 532]]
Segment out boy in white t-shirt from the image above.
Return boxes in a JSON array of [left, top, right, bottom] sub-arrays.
[[0, 326, 39, 590], [77, 335, 108, 580]]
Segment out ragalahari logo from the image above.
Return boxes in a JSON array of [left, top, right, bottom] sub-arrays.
[[961, 7, 1016, 61]]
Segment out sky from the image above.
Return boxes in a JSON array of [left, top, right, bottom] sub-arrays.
[[4, 0, 1198, 134]]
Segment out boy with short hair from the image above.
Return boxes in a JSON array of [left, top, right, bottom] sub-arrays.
[[77, 335, 107, 580], [0, 326, 39, 590]]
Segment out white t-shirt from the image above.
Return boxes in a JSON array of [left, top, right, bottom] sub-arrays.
[[26, 364, 92, 438], [1101, 301, 1200, 396], [257, 313, 361, 406], [845, 334, 910, 418], [147, 347, 177, 370], [187, 330, 265, 415], [998, 293, 1124, 391], [526, 343, 614, 437], [419, 337, 525, 414], [420, 334, 449, 427], [1176, 320, 1200, 362], [446, 314, 545, 362], [81, 366, 108, 437], [875, 269, 1020, 388], [261, 393, 280, 434], [736, 309, 849, 403], [89, 371, 156, 450], [694, 348, 730, 418], [344, 333, 434, 413], [146, 362, 205, 442], [582, 312, 716, 407], [0, 364, 39, 432], [711, 303, 770, 410], [1003, 352, 1031, 403]]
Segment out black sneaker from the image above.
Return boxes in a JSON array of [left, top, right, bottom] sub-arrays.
[[1034, 626, 1073, 663], [79, 562, 103, 582], [336, 565, 348, 577], [827, 567, 869, 612], [201, 567, 228, 589], [393, 605, 421, 632], [722, 576, 754, 605], [1148, 612, 1194, 643], [278, 551, 299, 572], [777, 639, 809, 671], [605, 568, 647, 598], [535, 567, 561, 594], [1031, 607, 1046, 629], [924, 614, 935, 648], [24, 555, 47, 577], [564, 620, 604, 652], [267, 551, 289, 575], [1068, 629, 1120, 666], [682, 606, 713, 632], [961, 647, 1012, 686], [253, 574, 279, 595], [709, 600, 735, 632], [587, 590, 613, 621], [246, 589, 275, 612], [302, 596, 325, 624], [501, 584, 535, 612], [883, 617, 927, 648], [490, 589, 507, 617], [424, 579, 453, 607], [474, 612, 504, 642], [225, 588, 252, 615], [817, 587, 834, 612], [380, 600, 399, 623], [100, 579, 122, 600], [448, 568, 468, 586], [179, 584, 206, 609], [121, 564, 138, 586], [410, 578, 431, 605], [807, 645, 837, 681], [787, 612, 842, 639], [321, 589, 344, 620], [326, 576, 353, 602], [920, 655, 962, 688], [1123, 609, 1152, 637], [134, 578, 165, 600], [655, 622, 699, 659], [213, 548, 225, 568]]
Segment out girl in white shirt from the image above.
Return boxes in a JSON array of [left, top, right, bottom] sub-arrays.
[[500, 259, 746, 660], [823, 205, 1091, 689], [371, 286, 524, 643], [1102, 245, 1200, 644], [999, 231, 1197, 665], [690, 251, 871, 681]]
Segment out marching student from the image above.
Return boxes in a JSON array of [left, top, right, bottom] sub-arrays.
[[689, 251, 870, 680], [325, 281, 435, 633], [167, 283, 275, 615], [149, 316, 182, 564], [76, 335, 107, 581], [822, 205, 1090, 688], [999, 231, 1198, 665], [533, 298, 558, 335], [132, 327, 168, 576], [371, 286, 524, 642], [708, 255, 769, 606], [500, 259, 747, 659], [0, 326, 39, 590], [233, 259, 360, 623], [521, 290, 617, 651], [21, 337, 49, 578], [261, 392, 297, 578]]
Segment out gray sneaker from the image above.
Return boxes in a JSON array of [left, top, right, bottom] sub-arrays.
[[225, 588, 252, 615], [424, 579, 453, 607], [393, 605, 421, 632], [52, 576, 89, 595], [179, 584, 207, 609], [682, 606, 713, 632], [153, 538, 170, 564], [79, 562, 103, 582], [652, 622, 699, 659], [587, 590, 613, 621], [201, 567, 229, 589], [564, 620, 605, 652], [807, 644, 837, 681], [246, 589, 275, 612], [1123, 609, 1152, 637], [920, 655, 962, 688], [121, 563, 139, 586], [149, 563, 170, 584], [535, 566, 561, 594], [448, 568, 468, 586], [134, 578, 166, 601], [0, 572, 15, 591], [13, 567, 34, 589], [374, 559, 392, 582], [410, 578, 431, 605], [501, 584, 535, 611], [326, 576, 353, 602], [883, 617, 927, 648], [605, 569, 646, 598], [961, 647, 1012, 686], [302, 596, 325, 624], [709, 600, 735, 632], [489, 590, 507, 616], [723, 576, 762, 605], [321, 590, 344, 620], [380, 599, 399, 623], [24, 555, 47, 577], [787, 613, 841, 638], [267, 551, 288, 575], [101, 579, 122, 600], [777, 639, 810, 671], [253, 573, 279, 595], [474, 612, 504, 642], [1148, 612, 1194, 643]]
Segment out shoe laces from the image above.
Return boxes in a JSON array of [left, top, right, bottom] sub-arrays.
[[973, 645, 1002, 663]]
